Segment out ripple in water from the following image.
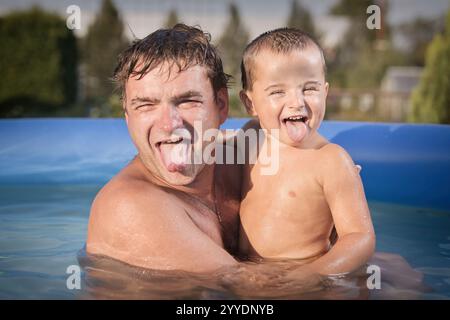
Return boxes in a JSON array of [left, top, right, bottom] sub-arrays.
[[77, 249, 435, 300]]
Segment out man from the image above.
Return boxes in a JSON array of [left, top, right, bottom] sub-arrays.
[[86, 24, 242, 272]]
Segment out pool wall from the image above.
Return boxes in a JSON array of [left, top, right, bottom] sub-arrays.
[[1, 119, 449, 210]]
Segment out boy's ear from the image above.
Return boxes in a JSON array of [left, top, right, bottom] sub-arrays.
[[216, 87, 229, 125], [239, 90, 257, 117]]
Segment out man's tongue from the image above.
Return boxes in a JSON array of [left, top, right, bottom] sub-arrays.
[[159, 141, 190, 173], [285, 120, 307, 143]]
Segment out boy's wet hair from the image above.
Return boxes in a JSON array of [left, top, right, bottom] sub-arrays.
[[113, 24, 230, 102], [241, 27, 326, 91]]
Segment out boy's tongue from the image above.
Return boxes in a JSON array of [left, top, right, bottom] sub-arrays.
[[285, 120, 307, 143], [159, 141, 190, 172]]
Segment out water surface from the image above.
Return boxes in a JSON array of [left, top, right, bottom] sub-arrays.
[[0, 184, 449, 299]]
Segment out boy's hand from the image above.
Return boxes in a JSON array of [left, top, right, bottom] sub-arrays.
[[224, 262, 323, 298]]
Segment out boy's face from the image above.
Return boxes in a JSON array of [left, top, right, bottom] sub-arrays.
[[241, 46, 329, 147]]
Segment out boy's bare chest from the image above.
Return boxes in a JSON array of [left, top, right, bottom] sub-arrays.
[[240, 157, 332, 254], [242, 170, 326, 224], [246, 153, 324, 203]]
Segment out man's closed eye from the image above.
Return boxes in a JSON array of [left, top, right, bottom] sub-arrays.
[[135, 104, 156, 111], [178, 100, 202, 109]]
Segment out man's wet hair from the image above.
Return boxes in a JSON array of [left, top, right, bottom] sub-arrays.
[[241, 27, 326, 91], [113, 24, 230, 102]]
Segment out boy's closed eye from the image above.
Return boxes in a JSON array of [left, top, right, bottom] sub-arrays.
[[304, 86, 319, 93], [269, 90, 285, 96]]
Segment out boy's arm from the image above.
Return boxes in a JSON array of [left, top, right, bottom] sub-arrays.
[[302, 144, 376, 276]]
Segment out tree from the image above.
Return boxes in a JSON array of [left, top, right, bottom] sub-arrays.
[[328, 0, 399, 88], [409, 10, 450, 124], [286, 0, 319, 40], [398, 17, 444, 66], [83, 0, 128, 110], [217, 3, 249, 117], [218, 3, 249, 84], [164, 9, 179, 28], [0, 7, 78, 117]]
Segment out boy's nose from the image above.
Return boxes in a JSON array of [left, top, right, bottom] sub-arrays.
[[287, 90, 305, 109], [159, 105, 183, 133]]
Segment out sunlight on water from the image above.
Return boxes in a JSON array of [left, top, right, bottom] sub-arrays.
[[0, 184, 449, 299]]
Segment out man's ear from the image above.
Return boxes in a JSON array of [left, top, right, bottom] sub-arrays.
[[216, 87, 229, 125], [124, 101, 129, 125], [239, 90, 257, 117], [324, 82, 329, 97]]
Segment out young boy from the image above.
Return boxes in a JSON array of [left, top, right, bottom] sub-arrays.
[[238, 28, 375, 277]]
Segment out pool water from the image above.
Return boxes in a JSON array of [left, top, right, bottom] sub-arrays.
[[0, 183, 449, 299]]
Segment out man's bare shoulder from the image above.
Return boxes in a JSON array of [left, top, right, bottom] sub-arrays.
[[86, 162, 177, 255], [241, 118, 261, 131], [90, 161, 168, 218], [86, 161, 237, 271]]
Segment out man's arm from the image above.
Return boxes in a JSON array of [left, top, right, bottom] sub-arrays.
[[86, 181, 237, 273], [303, 144, 376, 276]]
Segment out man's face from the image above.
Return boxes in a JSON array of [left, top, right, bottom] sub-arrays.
[[243, 46, 328, 147], [124, 64, 228, 186]]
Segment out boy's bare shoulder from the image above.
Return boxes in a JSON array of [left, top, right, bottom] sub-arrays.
[[318, 143, 351, 159], [316, 143, 358, 175]]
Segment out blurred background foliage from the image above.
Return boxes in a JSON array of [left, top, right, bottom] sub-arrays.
[[0, 7, 78, 117], [82, 0, 129, 117], [0, 0, 448, 123], [409, 11, 450, 123]]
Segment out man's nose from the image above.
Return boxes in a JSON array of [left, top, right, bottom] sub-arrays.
[[159, 104, 183, 132]]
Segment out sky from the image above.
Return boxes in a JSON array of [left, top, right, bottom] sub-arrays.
[[0, 0, 449, 47]]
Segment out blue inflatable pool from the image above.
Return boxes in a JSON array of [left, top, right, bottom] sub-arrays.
[[0, 118, 449, 210]]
